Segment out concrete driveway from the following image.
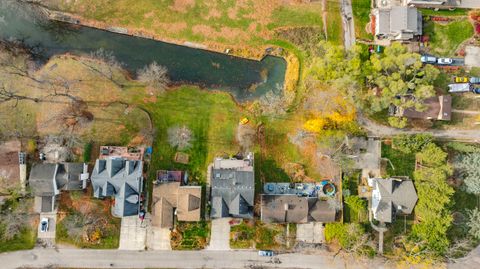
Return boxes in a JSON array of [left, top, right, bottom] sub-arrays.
[[207, 218, 231, 250], [37, 212, 56, 241], [465, 46, 480, 68], [296, 222, 325, 244], [119, 216, 147, 250], [147, 227, 171, 250]]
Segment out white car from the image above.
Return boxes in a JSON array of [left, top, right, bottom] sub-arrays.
[[40, 218, 49, 232], [437, 58, 453, 65], [420, 55, 436, 64]]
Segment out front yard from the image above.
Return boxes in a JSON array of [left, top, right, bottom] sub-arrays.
[[423, 19, 474, 56], [56, 191, 121, 249], [230, 220, 295, 250], [0, 197, 37, 253], [171, 221, 210, 250]]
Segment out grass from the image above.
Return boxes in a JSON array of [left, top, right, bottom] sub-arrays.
[[420, 8, 469, 17], [424, 19, 474, 56], [144, 86, 240, 184], [351, 0, 373, 40], [267, 4, 324, 30], [381, 143, 416, 179], [383, 214, 414, 255], [0, 228, 36, 253], [56, 218, 121, 249], [326, 1, 343, 45], [230, 220, 255, 249], [255, 222, 283, 250], [172, 221, 210, 250]]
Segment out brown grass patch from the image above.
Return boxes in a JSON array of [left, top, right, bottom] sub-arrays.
[[169, 0, 195, 13]]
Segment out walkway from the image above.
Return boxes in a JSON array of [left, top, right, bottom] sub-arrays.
[[452, 109, 480, 115]]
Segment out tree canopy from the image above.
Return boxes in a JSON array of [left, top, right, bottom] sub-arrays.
[[455, 153, 480, 195]]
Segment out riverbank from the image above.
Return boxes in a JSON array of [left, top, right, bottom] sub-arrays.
[[40, 6, 299, 93]]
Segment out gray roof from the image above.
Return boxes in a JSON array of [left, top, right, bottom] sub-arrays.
[[371, 178, 418, 223], [375, 7, 422, 40], [91, 158, 143, 217], [29, 163, 86, 196], [29, 163, 57, 196], [210, 155, 255, 219], [261, 195, 336, 223]]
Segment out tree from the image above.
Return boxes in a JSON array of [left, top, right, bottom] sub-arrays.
[[137, 61, 169, 94], [388, 116, 407, 129], [466, 208, 480, 240], [393, 134, 433, 153], [411, 143, 454, 256], [365, 43, 439, 113], [455, 153, 480, 195], [258, 89, 293, 116], [168, 125, 193, 150]]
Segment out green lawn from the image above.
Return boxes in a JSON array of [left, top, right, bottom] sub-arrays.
[[381, 143, 416, 179], [420, 8, 469, 17], [352, 0, 373, 40], [267, 4, 324, 30], [144, 86, 240, 184], [424, 19, 474, 56], [326, 1, 343, 45]]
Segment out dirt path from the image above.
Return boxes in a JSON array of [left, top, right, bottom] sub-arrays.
[[322, 0, 328, 41], [358, 113, 480, 142], [452, 109, 480, 115]]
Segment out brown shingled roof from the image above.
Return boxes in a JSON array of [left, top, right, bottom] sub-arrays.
[[397, 95, 452, 121]]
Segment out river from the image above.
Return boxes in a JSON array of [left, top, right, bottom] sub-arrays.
[[0, 0, 286, 101]]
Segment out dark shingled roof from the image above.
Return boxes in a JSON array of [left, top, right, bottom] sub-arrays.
[[396, 95, 452, 121], [261, 195, 336, 224], [210, 155, 255, 219], [371, 178, 418, 223]]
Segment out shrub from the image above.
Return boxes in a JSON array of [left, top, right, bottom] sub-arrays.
[[392, 134, 433, 153], [83, 142, 92, 163], [26, 139, 36, 154]]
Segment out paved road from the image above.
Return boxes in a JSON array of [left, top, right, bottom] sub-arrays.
[[358, 114, 480, 142], [0, 248, 396, 269], [341, 0, 356, 49]]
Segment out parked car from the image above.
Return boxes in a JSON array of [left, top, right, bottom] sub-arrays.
[[40, 218, 49, 232], [470, 77, 480, 84], [437, 58, 453, 65], [258, 250, 274, 257], [454, 76, 468, 83], [420, 55, 436, 64], [448, 83, 472, 93], [473, 88, 480, 94]]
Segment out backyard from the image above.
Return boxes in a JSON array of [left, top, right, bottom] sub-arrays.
[[351, 0, 373, 40]]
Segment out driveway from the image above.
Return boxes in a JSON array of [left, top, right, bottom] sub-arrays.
[[465, 46, 480, 68], [119, 216, 147, 250], [37, 212, 56, 241], [341, 0, 355, 49], [207, 218, 231, 250], [146, 227, 171, 250], [296, 222, 325, 244]]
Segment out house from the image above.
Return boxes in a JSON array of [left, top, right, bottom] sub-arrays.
[[373, 6, 422, 40], [91, 158, 143, 217], [0, 140, 26, 194], [151, 178, 202, 229], [260, 182, 337, 224], [29, 162, 88, 213], [210, 153, 255, 219], [344, 137, 381, 179], [261, 195, 336, 223], [391, 95, 452, 121], [369, 177, 418, 223]]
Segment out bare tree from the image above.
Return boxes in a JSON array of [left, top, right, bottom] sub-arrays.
[[0, 198, 33, 241], [137, 61, 169, 94], [168, 125, 193, 150], [258, 88, 293, 116]]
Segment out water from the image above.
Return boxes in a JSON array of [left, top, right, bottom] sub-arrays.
[[0, 0, 286, 101]]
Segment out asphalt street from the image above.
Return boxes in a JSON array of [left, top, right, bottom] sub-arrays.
[[1, 248, 394, 269]]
